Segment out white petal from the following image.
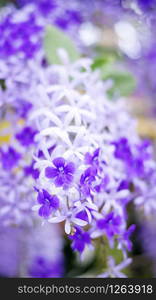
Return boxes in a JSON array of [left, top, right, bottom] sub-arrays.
[[48, 216, 66, 223], [72, 218, 87, 227], [65, 219, 71, 234], [32, 205, 41, 212]]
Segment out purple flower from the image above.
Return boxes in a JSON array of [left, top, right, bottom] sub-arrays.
[[117, 180, 130, 191], [24, 161, 39, 179], [80, 166, 97, 196], [45, 157, 75, 188], [14, 99, 32, 119], [112, 138, 132, 162], [0, 147, 21, 170], [97, 212, 122, 238], [94, 175, 110, 193], [16, 126, 38, 147], [85, 148, 100, 168], [37, 189, 59, 218], [69, 227, 91, 253], [38, 0, 58, 16], [28, 256, 63, 278]]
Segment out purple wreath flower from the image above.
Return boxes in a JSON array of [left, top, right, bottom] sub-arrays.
[[85, 148, 100, 168], [69, 227, 91, 253], [45, 157, 75, 188], [14, 100, 32, 119], [97, 212, 122, 238], [0, 147, 21, 170], [112, 138, 132, 163], [80, 166, 97, 196], [15, 126, 38, 147], [24, 161, 39, 179], [37, 189, 59, 218]]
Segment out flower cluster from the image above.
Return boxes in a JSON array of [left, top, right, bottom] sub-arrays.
[[24, 53, 156, 270], [0, 0, 82, 61]]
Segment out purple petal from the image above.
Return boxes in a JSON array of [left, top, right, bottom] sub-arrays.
[[45, 167, 58, 178], [97, 219, 106, 230], [72, 239, 85, 253], [54, 175, 64, 187], [38, 204, 52, 218], [85, 152, 92, 164], [93, 148, 100, 158], [37, 191, 45, 205], [53, 157, 65, 168], [83, 232, 91, 244], [64, 162, 75, 174], [65, 174, 73, 184], [49, 195, 60, 210]]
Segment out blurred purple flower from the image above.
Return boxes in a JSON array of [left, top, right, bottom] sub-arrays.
[[16, 126, 37, 147], [97, 212, 122, 238], [80, 166, 97, 196], [37, 189, 59, 218], [69, 227, 91, 253], [0, 146, 21, 170]]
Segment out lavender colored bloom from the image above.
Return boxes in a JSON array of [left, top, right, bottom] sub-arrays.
[[14, 100, 32, 119], [85, 148, 100, 168], [69, 227, 91, 253], [37, 189, 59, 218], [97, 212, 122, 238], [0, 146, 21, 170], [37, 0, 58, 16], [16, 126, 37, 147], [80, 166, 97, 196], [24, 161, 39, 179], [113, 138, 132, 162], [45, 157, 75, 188]]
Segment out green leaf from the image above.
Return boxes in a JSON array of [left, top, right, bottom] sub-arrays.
[[105, 71, 136, 98], [44, 25, 80, 64], [92, 51, 136, 98], [92, 54, 116, 71]]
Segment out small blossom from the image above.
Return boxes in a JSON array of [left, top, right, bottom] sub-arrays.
[[69, 227, 91, 253], [112, 138, 132, 162], [45, 157, 75, 188], [97, 212, 122, 238], [84, 148, 100, 168], [0, 147, 21, 170], [80, 166, 97, 196], [37, 189, 59, 218], [16, 126, 37, 147], [24, 161, 39, 179]]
